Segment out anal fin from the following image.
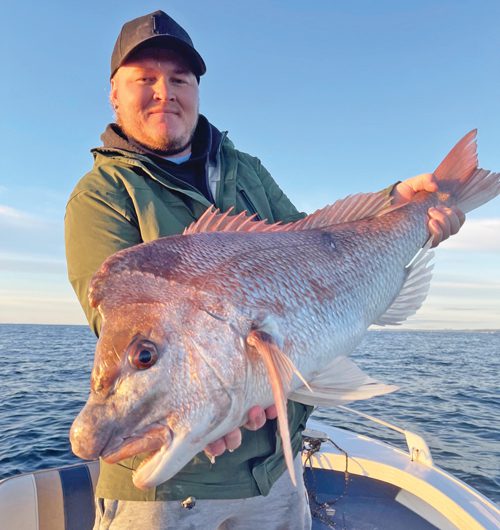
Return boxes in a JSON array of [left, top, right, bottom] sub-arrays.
[[374, 239, 434, 326], [289, 356, 398, 406]]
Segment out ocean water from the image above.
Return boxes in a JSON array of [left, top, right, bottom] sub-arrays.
[[0, 324, 498, 503]]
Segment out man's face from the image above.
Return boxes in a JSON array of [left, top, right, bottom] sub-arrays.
[[110, 48, 199, 155]]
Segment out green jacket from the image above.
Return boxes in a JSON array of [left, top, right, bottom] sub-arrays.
[[65, 121, 313, 501]]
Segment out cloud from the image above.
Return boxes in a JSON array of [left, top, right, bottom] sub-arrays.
[[439, 218, 500, 252], [432, 280, 500, 290], [0, 203, 63, 257], [0, 204, 37, 225], [0, 254, 67, 274], [1, 186, 70, 218], [0, 294, 87, 325]]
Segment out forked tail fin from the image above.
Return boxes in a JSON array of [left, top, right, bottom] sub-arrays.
[[434, 130, 500, 213]]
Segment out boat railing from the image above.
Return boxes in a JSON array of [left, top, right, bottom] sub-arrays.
[[328, 405, 434, 466]]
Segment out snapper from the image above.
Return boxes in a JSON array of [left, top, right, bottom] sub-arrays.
[[70, 130, 499, 490]]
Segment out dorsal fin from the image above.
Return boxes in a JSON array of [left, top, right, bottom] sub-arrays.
[[184, 189, 393, 235], [183, 207, 282, 235], [289, 190, 393, 231]]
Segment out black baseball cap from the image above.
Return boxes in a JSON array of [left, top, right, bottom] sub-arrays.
[[110, 10, 206, 79]]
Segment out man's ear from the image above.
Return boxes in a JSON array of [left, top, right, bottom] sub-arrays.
[[110, 78, 118, 110]]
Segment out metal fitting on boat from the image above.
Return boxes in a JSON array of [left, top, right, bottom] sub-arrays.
[[180, 496, 196, 510]]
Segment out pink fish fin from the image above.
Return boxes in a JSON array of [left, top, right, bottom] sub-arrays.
[[246, 329, 311, 487], [374, 240, 434, 326], [290, 356, 398, 406], [184, 189, 393, 236], [184, 206, 234, 234], [183, 206, 284, 235], [433, 130, 500, 213], [284, 190, 393, 232]]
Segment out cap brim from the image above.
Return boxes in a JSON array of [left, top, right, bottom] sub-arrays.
[[112, 35, 206, 78]]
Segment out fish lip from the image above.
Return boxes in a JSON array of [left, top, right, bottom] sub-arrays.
[[101, 420, 172, 463]]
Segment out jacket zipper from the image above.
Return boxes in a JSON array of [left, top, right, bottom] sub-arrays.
[[214, 131, 227, 205]]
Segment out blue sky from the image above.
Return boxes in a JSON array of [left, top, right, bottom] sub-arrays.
[[0, 0, 499, 329]]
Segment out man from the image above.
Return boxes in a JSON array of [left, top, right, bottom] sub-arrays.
[[65, 10, 464, 530]]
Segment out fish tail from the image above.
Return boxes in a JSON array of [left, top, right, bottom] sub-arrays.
[[433, 130, 500, 213]]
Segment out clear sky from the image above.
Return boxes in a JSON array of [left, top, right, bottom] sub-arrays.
[[0, 0, 499, 329]]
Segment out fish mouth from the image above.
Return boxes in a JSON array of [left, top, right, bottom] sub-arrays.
[[131, 426, 194, 490], [101, 421, 173, 465]]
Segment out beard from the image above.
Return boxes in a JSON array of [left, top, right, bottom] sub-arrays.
[[117, 112, 198, 157]]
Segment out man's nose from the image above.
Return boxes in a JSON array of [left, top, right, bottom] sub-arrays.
[[153, 78, 174, 101]]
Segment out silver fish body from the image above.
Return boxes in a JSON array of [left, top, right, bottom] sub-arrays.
[[70, 130, 500, 489]]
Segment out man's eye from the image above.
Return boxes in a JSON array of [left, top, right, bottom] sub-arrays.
[[172, 77, 187, 85], [136, 77, 154, 84]]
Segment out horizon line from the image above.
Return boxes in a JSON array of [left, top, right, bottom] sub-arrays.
[[0, 322, 498, 333]]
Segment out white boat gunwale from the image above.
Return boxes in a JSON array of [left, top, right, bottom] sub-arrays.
[[303, 416, 499, 530]]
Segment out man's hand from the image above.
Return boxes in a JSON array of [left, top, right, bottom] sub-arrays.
[[392, 173, 465, 247], [204, 405, 278, 460]]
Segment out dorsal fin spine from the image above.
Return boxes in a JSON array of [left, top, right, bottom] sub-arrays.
[[183, 189, 393, 236]]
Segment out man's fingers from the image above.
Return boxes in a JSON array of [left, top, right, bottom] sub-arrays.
[[244, 405, 267, 430], [205, 404, 279, 460], [204, 438, 227, 459], [428, 206, 465, 247], [204, 428, 243, 459], [421, 173, 438, 193], [244, 404, 278, 430], [428, 218, 443, 248], [265, 405, 278, 420], [223, 428, 242, 452], [452, 206, 466, 232], [392, 173, 437, 206], [429, 207, 451, 242]]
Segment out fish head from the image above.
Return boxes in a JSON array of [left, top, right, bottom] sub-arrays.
[[70, 283, 249, 489]]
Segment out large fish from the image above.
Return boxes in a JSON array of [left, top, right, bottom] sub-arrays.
[[70, 130, 499, 489]]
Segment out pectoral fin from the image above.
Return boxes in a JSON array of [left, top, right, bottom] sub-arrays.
[[246, 328, 309, 487], [289, 356, 398, 406]]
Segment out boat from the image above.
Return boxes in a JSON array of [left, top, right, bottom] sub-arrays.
[[303, 407, 499, 530], [0, 407, 498, 530]]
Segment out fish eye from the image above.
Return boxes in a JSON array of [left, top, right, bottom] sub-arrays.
[[129, 341, 158, 370]]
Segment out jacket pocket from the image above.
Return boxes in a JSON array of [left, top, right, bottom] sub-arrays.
[[238, 188, 262, 220]]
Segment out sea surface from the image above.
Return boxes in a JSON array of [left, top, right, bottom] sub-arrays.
[[0, 324, 498, 503]]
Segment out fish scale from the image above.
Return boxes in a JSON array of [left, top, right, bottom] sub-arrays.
[[70, 130, 500, 489]]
